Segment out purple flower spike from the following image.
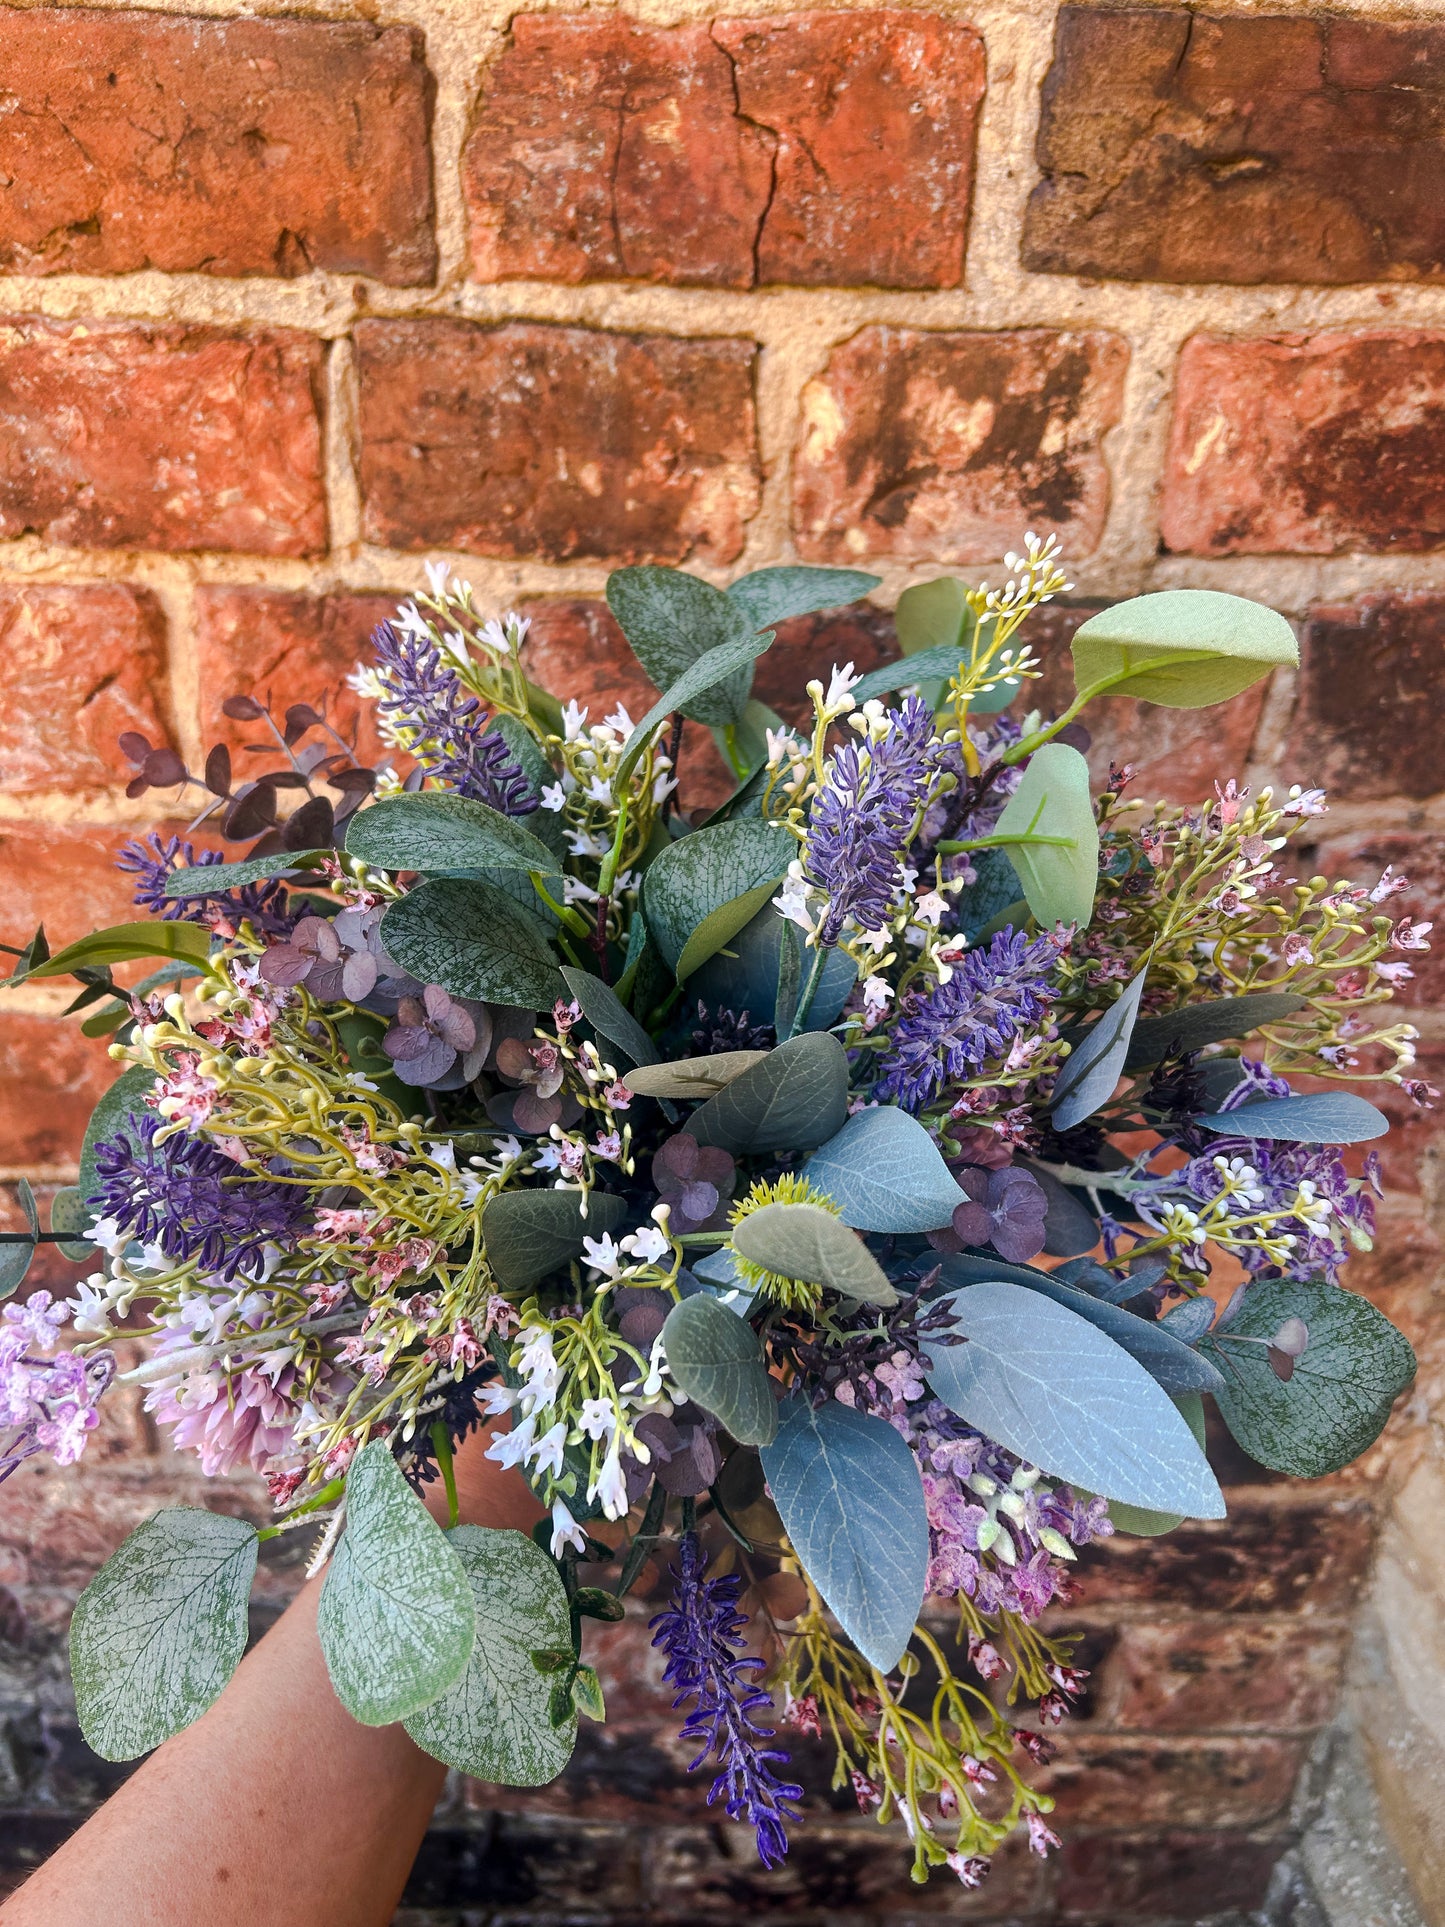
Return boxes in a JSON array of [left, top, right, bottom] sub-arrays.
[[650, 1532, 803, 1868], [370, 621, 535, 814], [803, 695, 938, 945]]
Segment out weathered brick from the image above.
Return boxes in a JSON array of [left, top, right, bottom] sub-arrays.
[[0, 12, 434, 284], [0, 320, 327, 554], [0, 1013, 119, 1170], [0, 823, 138, 951], [194, 588, 400, 768], [792, 327, 1128, 564], [1024, 9, 1445, 286], [465, 11, 982, 291], [404, 1817, 642, 1912], [1040, 1734, 1304, 1829], [1096, 1617, 1348, 1734], [1291, 595, 1445, 801], [355, 320, 759, 566], [1057, 1829, 1288, 1920], [0, 585, 168, 795], [1161, 332, 1445, 557]]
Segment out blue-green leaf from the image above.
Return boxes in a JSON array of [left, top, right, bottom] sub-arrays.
[[346, 792, 558, 877], [607, 568, 761, 729], [688, 1032, 848, 1155], [929, 1283, 1225, 1517], [23, 921, 212, 979], [615, 633, 778, 788], [725, 565, 879, 631], [78, 1065, 157, 1212], [760, 1396, 928, 1672], [992, 744, 1099, 929], [1124, 991, 1309, 1072], [804, 1106, 961, 1233], [164, 850, 331, 896], [661, 1294, 777, 1445], [560, 966, 658, 1068], [1052, 966, 1147, 1131], [1195, 1092, 1389, 1144], [643, 820, 794, 977]]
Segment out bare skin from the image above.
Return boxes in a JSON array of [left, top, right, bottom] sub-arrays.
[[2, 1427, 542, 1927]]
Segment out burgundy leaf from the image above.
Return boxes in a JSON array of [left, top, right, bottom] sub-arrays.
[[222, 695, 264, 721], [118, 731, 152, 767], [284, 702, 322, 744], [341, 951, 379, 1003], [327, 765, 377, 793], [384, 1022, 433, 1063], [284, 796, 335, 850], [125, 774, 151, 799], [258, 946, 313, 988], [204, 743, 233, 796], [224, 782, 279, 841], [142, 747, 188, 789]]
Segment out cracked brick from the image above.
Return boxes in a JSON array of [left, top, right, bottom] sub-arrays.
[[462, 10, 983, 289], [0, 10, 435, 284]]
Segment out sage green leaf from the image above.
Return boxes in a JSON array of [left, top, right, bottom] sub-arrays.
[[560, 966, 658, 1068], [956, 847, 1027, 944], [164, 850, 330, 896], [79, 1065, 157, 1211], [381, 878, 563, 1009], [803, 1106, 961, 1233], [725, 565, 880, 632], [571, 1665, 606, 1722], [689, 1032, 849, 1155], [848, 643, 967, 706], [607, 567, 760, 728], [1203, 1279, 1415, 1479], [615, 633, 779, 792], [24, 921, 212, 979], [1124, 991, 1309, 1072], [483, 1189, 627, 1292], [644, 819, 794, 976], [1099, 1396, 1206, 1538], [0, 1235, 33, 1299], [929, 1283, 1224, 1517], [70, 1509, 258, 1761], [1195, 1091, 1389, 1144], [488, 716, 567, 854], [992, 743, 1099, 929], [317, 1442, 475, 1727], [662, 1294, 777, 1445], [1051, 965, 1147, 1132], [731, 1202, 896, 1306], [760, 1396, 927, 1672], [50, 1186, 97, 1263], [619, 1051, 768, 1100], [1071, 590, 1297, 708], [346, 792, 559, 877], [404, 1526, 576, 1786]]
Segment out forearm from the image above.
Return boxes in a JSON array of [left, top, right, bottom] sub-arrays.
[[2, 1429, 539, 1927]]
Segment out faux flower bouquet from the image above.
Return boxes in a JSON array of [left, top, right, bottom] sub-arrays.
[[1, 536, 1429, 1884]]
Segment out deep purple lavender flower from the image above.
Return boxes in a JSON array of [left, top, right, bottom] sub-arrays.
[[650, 1532, 803, 1867], [875, 926, 1064, 1113], [94, 1114, 309, 1282], [803, 695, 938, 944], [370, 621, 536, 814], [117, 833, 294, 938]]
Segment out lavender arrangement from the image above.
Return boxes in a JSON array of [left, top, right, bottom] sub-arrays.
[[0, 538, 1428, 1882]]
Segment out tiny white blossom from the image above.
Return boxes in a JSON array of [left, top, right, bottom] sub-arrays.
[[578, 1398, 617, 1442], [550, 1498, 588, 1557], [561, 700, 590, 743], [424, 558, 451, 597], [582, 1233, 625, 1278], [621, 1224, 671, 1264], [540, 782, 569, 813]]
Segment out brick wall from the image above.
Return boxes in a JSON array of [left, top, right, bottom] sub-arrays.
[[2, 1, 1443, 1919]]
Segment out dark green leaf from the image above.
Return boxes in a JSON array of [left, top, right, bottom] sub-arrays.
[[381, 878, 562, 1009], [560, 966, 658, 1068], [1071, 590, 1297, 708], [0, 1237, 33, 1300], [804, 1106, 961, 1233], [571, 1665, 606, 1722], [615, 633, 778, 791], [607, 567, 759, 727], [1125, 991, 1310, 1072], [688, 1032, 849, 1155], [644, 819, 794, 976], [1019, 1158, 1099, 1257], [955, 847, 1027, 944], [1203, 1279, 1415, 1478], [992, 744, 1099, 929], [79, 1066, 157, 1211], [1195, 1092, 1389, 1144], [24, 921, 212, 979], [1052, 965, 1147, 1131], [661, 1294, 777, 1444], [731, 1202, 896, 1306], [482, 1190, 627, 1292], [689, 906, 855, 1036], [725, 565, 879, 631], [346, 792, 559, 877], [164, 851, 330, 897], [50, 1186, 98, 1262]]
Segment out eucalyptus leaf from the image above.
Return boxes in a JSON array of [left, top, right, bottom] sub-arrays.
[[49, 1186, 98, 1262], [955, 848, 1027, 945], [1203, 1279, 1415, 1478], [560, 966, 659, 1068], [78, 1065, 157, 1211], [317, 1442, 475, 1726], [929, 1282, 1225, 1517], [381, 878, 563, 1010], [70, 1509, 258, 1761], [488, 716, 567, 853], [608, 567, 759, 726], [773, 918, 803, 1036], [1124, 992, 1310, 1072], [615, 632, 778, 788], [1159, 1297, 1216, 1345], [404, 1526, 577, 1786], [643, 819, 794, 976], [24, 921, 212, 979], [0, 1237, 33, 1300], [731, 1202, 896, 1306], [848, 643, 968, 706], [346, 792, 559, 877], [1103, 1395, 1206, 1537], [760, 1396, 928, 1672], [1071, 590, 1297, 708], [690, 906, 856, 1036], [992, 744, 1099, 929], [620, 1051, 769, 1100], [804, 1106, 961, 1233], [482, 1189, 627, 1292], [725, 565, 880, 632], [1052, 966, 1148, 1132], [689, 1032, 849, 1155], [163, 850, 331, 897], [661, 1294, 777, 1445], [1195, 1092, 1389, 1144], [896, 576, 974, 655]]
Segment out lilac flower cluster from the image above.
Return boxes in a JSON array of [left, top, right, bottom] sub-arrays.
[[875, 926, 1064, 1113], [370, 620, 536, 815], [1, 1294, 113, 1483], [94, 1113, 310, 1282], [1183, 1139, 1379, 1282], [803, 695, 938, 945], [650, 1532, 804, 1868], [117, 833, 295, 939]]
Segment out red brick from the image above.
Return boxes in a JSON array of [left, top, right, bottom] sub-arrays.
[[1097, 1617, 1347, 1733], [1161, 332, 1445, 557], [0, 822, 139, 951], [0, 320, 327, 555], [0, 585, 169, 795], [1024, 9, 1445, 286], [0, 1184, 95, 1293], [1292, 595, 1445, 801], [194, 588, 400, 769], [355, 319, 759, 566], [464, 11, 982, 291], [792, 327, 1128, 564], [1057, 1829, 1287, 1920], [0, 12, 434, 284], [1040, 1734, 1304, 1829], [0, 1012, 118, 1170]]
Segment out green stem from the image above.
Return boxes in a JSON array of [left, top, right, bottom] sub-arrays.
[[530, 871, 592, 939], [1001, 655, 1183, 765], [430, 1420, 460, 1530], [935, 832, 1074, 854], [255, 1475, 346, 1543], [786, 945, 829, 1040], [721, 724, 747, 780], [597, 792, 631, 899]]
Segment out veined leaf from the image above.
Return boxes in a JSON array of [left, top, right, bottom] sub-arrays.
[[725, 565, 880, 631], [620, 1051, 768, 1100], [615, 633, 779, 791], [992, 744, 1099, 929], [346, 792, 559, 877], [1101, 1395, 1206, 1538], [560, 966, 659, 1068], [381, 878, 563, 1009], [689, 905, 856, 1036], [644, 819, 794, 976], [1051, 965, 1147, 1132], [760, 1396, 928, 1672], [607, 568, 761, 729], [78, 1065, 157, 1211], [662, 1294, 777, 1445], [1195, 1091, 1389, 1144], [482, 1189, 627, 1292], [24, 921, 212, 979], [49, 1186, 97, 1263], [164, 850, 332, 896], [688, 1032, 849, 1155], [1125, 991, 1309, 1072], [1071, 590, 1297, 708], [804, 1106, 961, 1233], [731, 1202, 896, 1306]]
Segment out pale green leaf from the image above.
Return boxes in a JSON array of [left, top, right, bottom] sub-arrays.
[[618, 1051, 769, 1100], [1071, 590, 1297, 708], [482, 1189, 627, 1292], [24, 921, 212, 979], [731, 1202, 896, 1306], [993, 743, 1099, 928], [662, 1294, 777, 1444]]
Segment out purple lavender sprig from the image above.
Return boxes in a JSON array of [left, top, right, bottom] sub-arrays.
[[803, 694, 938, 945], [117, 833, 295, 938], [93, 1114, 310, 1282], [650, 1532, 803, 1868], [370, 620, 536, 815], [875, 925, 1064, 1113]]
